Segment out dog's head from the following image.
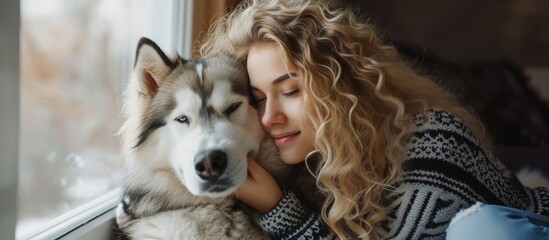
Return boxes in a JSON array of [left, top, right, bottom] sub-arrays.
[[121, 38, 266, 198]]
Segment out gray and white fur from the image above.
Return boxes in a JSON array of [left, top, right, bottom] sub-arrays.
[[115, 37, 297, 239]]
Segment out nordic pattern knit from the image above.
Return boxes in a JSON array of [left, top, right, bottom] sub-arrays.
[[258, 109, 549, 240]]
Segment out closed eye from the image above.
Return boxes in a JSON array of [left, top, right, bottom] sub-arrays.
[[252, 97, 267, 108], [225, 102, 242, 115], [282, 88, 300, 97]]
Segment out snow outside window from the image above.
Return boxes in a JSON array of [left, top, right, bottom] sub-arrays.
[[17, 0, 190, 238]]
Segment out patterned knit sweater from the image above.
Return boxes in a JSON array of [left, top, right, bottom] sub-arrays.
[[258, 109, 549, 240]]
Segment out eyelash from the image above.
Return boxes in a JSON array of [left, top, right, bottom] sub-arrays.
[[251, 97, 264, 110], [282, 88, 300, 97], [253, 88, 300, 106]]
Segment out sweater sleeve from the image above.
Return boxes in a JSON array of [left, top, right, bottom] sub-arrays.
[[259, 190, 332, 240], [376, 109, 543, 239]]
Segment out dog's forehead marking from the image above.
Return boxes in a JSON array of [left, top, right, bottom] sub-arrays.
[[192, 59, 217, 127], [191, 59, 210, 105], [188, 57, 250, 130], [195, 60, 204, 85]]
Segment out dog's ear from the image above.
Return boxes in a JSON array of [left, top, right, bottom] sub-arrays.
[[133, 37, 177, 98]]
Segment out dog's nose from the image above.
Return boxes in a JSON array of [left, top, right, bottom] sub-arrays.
[[194, 150, 227, 180]]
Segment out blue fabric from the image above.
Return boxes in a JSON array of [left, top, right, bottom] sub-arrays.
[[446, 202, 549, 240]]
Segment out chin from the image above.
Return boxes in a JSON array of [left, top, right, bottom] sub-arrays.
[[280, 151, 306, 165]]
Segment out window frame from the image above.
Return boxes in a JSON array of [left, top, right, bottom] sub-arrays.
[[5, 0, 194, 239], [0, 0, 20, 239], [25, 189, 120, 240]]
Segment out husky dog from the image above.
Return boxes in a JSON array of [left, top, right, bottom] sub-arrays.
[[115, 37, 295, 239]]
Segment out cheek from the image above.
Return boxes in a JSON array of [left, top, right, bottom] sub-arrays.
[[290, 100, 315, 145], [168, 123, 187, 140], [287, 100, 305, 125]]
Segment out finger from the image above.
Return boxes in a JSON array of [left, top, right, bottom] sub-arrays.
[[247, 155, 259, 169], [246, 157, 268, 178]]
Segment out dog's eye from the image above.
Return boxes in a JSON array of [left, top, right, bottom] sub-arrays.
[[175, 115, 189, 124], [225, 102, 242, 115]]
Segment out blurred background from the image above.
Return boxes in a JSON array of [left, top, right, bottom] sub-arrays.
[[17, 0, 182, 237], [354, 0, 549, 68], [344, 0, 549, 176]]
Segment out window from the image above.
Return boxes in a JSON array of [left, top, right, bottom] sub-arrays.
[[16, 0, 191, 238]]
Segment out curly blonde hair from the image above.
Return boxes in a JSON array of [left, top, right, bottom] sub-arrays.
[[201, 0, 486, 239]]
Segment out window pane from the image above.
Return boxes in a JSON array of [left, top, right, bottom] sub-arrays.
[[17, 0, 179, 237]]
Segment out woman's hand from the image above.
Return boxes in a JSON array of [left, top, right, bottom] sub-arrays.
[[235, 155, 282, 213]]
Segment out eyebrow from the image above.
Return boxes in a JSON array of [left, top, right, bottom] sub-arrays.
[[272, 72, 296, 85], [251, 72, 297, 91]]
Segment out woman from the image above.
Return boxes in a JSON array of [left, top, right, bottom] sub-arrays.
[[201, 0, 549, 239]]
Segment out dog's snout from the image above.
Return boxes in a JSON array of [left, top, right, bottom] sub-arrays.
[[194, 150, 227, 180]]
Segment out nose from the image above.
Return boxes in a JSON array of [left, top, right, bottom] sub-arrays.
[[260, 99, 286, 127], [194, 150, 227, 180]]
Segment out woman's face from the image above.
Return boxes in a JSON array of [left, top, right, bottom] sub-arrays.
[[247, 42, 315, 164]]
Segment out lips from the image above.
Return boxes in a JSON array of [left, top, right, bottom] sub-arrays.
[[272, 131, 300, 146]]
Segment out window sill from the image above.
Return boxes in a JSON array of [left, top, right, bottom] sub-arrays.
[[22, 188, 120, 240]]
